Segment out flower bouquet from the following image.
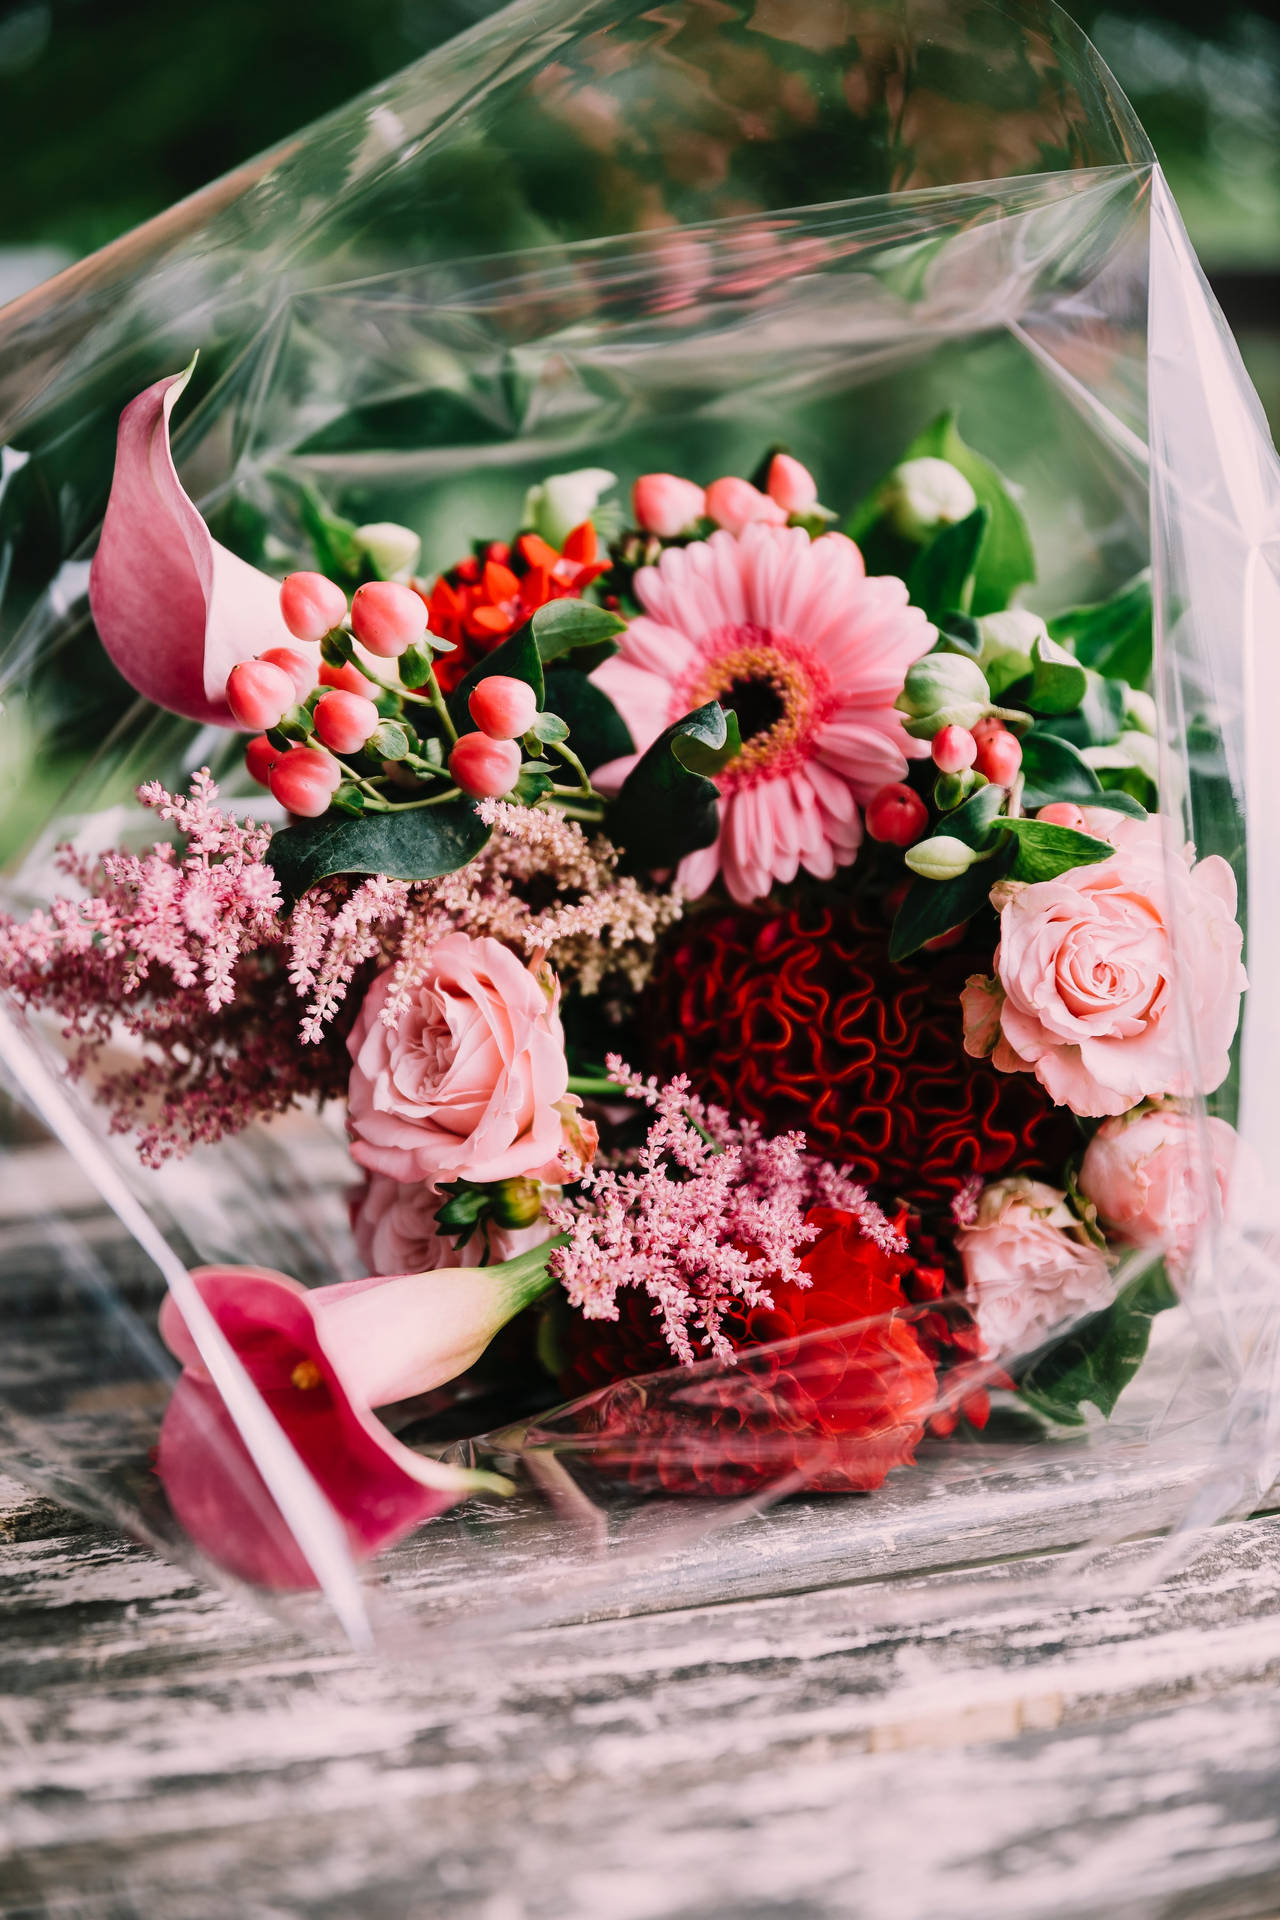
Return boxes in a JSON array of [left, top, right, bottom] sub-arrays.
[[0, 0, 1277, 1640]]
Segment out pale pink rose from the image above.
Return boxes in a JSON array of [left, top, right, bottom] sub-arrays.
[[955, 1178, 1114, 1358], [347, 934, 570, 1186], [969, 811, 1246, 1118], [1079, 1102, 1244, 1270], [632, 473, 707, 539], [351, 1175, 553, 1276]]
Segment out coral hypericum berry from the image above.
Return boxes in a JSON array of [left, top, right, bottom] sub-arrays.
[[313, 690, 380, 755], [244, 734, 279, 788], [1036, 801, 1087, 829], [268, 746, 342, 817], [448, 732, 522, 799], [225, 658, 296, 732], [279, 571, 348, 644], [319, 658, 379, 699], [973, 727, 1022, 786], [350, 580, 428, 658], [865, 782, 928, 847], [930, 724, 977, 774], [258, 646, 315, 702], [468, 675, 539, 741]]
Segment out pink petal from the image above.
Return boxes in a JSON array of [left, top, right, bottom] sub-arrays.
[[88, 366, 303, 725]]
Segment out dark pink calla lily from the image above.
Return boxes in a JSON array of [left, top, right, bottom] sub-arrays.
[[157, 1250, 556, 1588], [88, 364, 305, 725]]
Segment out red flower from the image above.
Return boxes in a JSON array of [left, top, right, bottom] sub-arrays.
[[642, 900, 1076, 1216], [552, 1206, 938, 1496], [421, 524, 610, 691]]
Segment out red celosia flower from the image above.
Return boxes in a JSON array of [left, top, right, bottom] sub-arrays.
[[642, 899, 1077, 1216], [421, 524, 610, 691], [553, 1205, 939, 1496]]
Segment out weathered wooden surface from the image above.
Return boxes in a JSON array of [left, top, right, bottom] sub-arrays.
[[4, 1464, 1280, 1920]]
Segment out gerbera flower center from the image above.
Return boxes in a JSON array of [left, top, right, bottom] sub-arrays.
[[682, 623, 833, 787]]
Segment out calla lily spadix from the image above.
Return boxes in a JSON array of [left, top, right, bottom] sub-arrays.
[[157, 1243, 560, 1589], [88, 362, 305, 726]]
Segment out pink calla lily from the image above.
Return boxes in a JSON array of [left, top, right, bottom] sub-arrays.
[[88, 364, 305, 725], [156, 1248, 557, 1588]]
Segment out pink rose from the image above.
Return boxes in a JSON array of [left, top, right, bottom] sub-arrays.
[[955, 1178, 1114, 1358], [351, 1175, 554, 1276], [347, 934, 571, 1186], [1079, 1102, 1244, 1270], [964, 812, 1246, 1118]]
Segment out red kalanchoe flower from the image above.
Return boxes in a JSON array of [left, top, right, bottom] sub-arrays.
[[422, 524, 610, 691], [553, 1204, 938, 1496], [642, 900, 1076, 1216]]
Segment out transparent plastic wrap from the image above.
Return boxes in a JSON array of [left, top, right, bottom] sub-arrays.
[[0, 0, 1277, 1652]]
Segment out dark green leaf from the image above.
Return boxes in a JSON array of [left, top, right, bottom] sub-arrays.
[[369, 720, 410, 761], [1093, 772, 1152, 815], [541, 667, 634, 771], [447, 625, 545, 733], [671, 708, 742, 776], [991, 817, 1114, 882], [608, 702, 728, 872], [511, 761, 553, 805], [1035, 672, 1126, 749], [944, 781, 1006, 847], [1018, 1263, 1178, 1426], [906, 505, 989, 622], [399, 641, 447, 689], [531, 599, 626, 671], [1025, 633, 1088, 715], [937, 612, 983, 659], [266, 799, 489, 901], [888, 843, 1013, 962], [1018, 730, 1105, 808], [1048, 571, 1153, 687]]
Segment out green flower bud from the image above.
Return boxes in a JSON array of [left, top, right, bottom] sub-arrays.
[[933, 767, 978, 811], [881, 457, 978, 544], [522, 468, 616, 549], [899, 651, 991, 717], [356, 521, 422, 581], [1125, 687, 1157, 735], [904, 834, 978, 882], [976, 607, 1046, 698], [490, 1176, 545, 1230]]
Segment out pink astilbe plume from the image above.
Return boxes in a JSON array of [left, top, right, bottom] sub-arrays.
[[545, 1057, 901, 1365]]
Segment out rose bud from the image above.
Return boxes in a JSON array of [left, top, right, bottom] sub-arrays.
[[350, 579, 429, 658], [320, 658, 379, 699], [1079, 1104, 1245, 1271], [973, 726, 1023, 786], [881, 456, 978, 543], [704, 475, 787, 537], [449, 732, 522, 799], [904, 834, 977, 882], [1036, 801, 1087, 829], [468, 675, 539, 741], [313, 689, 381, 755], [225, 657, 296, 731], [864, 781, 929, 848], [280, 570, 348, 643], [268, 745, 342, 817], [931, 724, 977, 774], [523, 468, 616, 549], [355, 520, 421, 581], [258, 646, 315, 702], [490, 1177, 544, 1230], [632, 473, 707, 539], [766, 452, 818, 515], [244, 733, 280, 788]]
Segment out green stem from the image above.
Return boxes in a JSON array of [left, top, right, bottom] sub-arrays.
[[489, 1232, 569, 1313], [550, 738, 600, 801], [548, 799, 605, 823], [566, 1074, 629, 1098]]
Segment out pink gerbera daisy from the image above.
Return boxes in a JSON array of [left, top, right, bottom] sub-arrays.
[[593, 523, 934, 904]]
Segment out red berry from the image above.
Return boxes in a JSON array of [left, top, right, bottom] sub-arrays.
[[448, 732, 522, 800], [930, 724, 977, 774], [259, 646, 315, 702], [268, 746, 342, 817], [864, 782, 929, 848], [1036, 801, 1086, 829], [319, 658, 378, 699], [279, 571, 348, 644], [970, 715, 1005, 747], [225, 658, 296, 731], [350, 580, 428, 658], [245, 734, 279, 788], [468, 675, 539, 741], [974, 729, 1023, 786], [313, 690, 380, 755]]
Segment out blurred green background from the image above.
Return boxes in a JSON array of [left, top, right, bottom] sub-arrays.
[[0, 0, 1276, 424]]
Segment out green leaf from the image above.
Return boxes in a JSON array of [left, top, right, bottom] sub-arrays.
[[991, 817, 1115, 882], [528, 711, 570, 745], [541, 667, 633, 771], [1018, 729, 1105, 808], [369, 720, 410, 761], [671, 708, 742, 776], [266, 800, 490, 901], [1035, 672, 1126, 749], [1025, 633, 1089, 715], [1018, 1263, 1178, 1426], [888, 844, 1013, 963], [906, 506, 989, 622], [399, 640, 452, 689], [447, 625, 544, 733], [944, 781, 1006, 848], [292, 480, 369, 585], [937, 612, 984, 659], [608, 702, 728, 872], [1048, 571, 1153, 687], [531, 599, 626, 673]]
